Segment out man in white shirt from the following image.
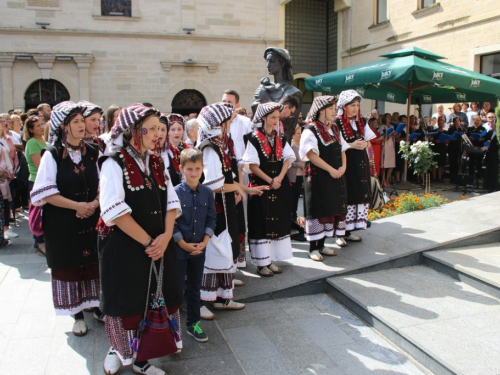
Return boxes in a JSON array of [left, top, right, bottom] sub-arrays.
[[221, 89, 253, 163], [484, 112, 495, 132], [220, 89, 250, 288], [432, 104, 449, 123]]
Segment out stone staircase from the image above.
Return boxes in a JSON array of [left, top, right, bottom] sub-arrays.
[[326, 243, 500, 375]]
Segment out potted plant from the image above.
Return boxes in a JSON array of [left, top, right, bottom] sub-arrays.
[[399, 140, 437, 193]]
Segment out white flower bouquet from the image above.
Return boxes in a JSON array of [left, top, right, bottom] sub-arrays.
[[399, 140, 437, 176]]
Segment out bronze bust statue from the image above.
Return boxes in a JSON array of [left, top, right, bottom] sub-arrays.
[[252, 47, 303, 142]]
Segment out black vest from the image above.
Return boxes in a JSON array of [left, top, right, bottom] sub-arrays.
[[98, 150, 181, 317], [43, 143, 100, 270], [198, 138, 240, 258], [304, 122, 347, 219]]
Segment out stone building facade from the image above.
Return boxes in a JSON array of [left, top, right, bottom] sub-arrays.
[[334, 0, 500, 115], [0, 0, 287, 113]]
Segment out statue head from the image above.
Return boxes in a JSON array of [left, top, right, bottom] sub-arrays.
[[264, 47, 294, 84]]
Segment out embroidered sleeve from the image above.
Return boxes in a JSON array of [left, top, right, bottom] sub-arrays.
[[242, 141, 260, 174], [282, 141, 296, 168], [202, 147, 224, 191], [99, 158, 132, 226], [364, 124, 376, 141], [30, 151, 60, 206], [339, 132, 350, 152], [165, 169, 182, 218], [299, 129, 319, 161]]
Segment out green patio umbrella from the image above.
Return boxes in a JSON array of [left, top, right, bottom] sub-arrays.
[[305, 47, 500, 185], [305, 47, 500, 105]]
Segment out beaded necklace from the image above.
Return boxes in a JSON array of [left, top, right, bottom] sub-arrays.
[[254, 128, 283, 160], [209, 136, 233, 172], [311, 120, 340, 146]]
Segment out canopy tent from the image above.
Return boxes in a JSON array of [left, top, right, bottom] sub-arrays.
[[305, 47, 500, 185], [305, 47, 500, 105]]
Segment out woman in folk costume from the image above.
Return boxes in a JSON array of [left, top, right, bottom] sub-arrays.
[[165, 114, 191, 186], [157, 114, 173, 181], [334, 90, 376, 245], [299, 96, 349, 261], [98, 104, 182, 375], [78, 100, 105, 151], [30, 101, 102, 335], [242, 102, 295, 277], [196, 102, 246, 310]]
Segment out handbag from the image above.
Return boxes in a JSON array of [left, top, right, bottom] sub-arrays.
[[370, 176, 385, 210], [28, 204, 43, 237], [131, 257, 180, 362], [203, 186, 234, 274], [15, 151, 30, 182], [368, 148, 385, 210]]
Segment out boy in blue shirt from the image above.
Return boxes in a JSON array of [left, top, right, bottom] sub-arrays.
[[173, 148, 216, 342]]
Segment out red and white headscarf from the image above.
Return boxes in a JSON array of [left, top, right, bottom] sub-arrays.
[[166, 114, 185, 129], [103, 103, 160, 152], [337, 90, 365, 139]]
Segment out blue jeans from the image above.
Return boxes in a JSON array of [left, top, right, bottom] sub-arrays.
[[177, 252, 205, 327]]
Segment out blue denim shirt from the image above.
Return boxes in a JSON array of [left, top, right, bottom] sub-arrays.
[[173, 181, 217, 259]]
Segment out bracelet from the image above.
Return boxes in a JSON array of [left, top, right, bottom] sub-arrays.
[[270, 178, 274, 186], [143, 235, 152, 248]]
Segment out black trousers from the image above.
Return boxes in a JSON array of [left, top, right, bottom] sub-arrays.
[[290, 176, 303, 222], [177, 252, 206, 327]]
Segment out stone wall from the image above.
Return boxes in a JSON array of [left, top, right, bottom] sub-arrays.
[[337, 0, 500, 115], [0, 0, 282, 112]]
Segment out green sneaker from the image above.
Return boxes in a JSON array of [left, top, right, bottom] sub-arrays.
[[187, 321, 208, 342]]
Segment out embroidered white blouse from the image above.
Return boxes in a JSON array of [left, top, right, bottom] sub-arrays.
[[31, 147, 98, 206], [299, 128, 350, 161], [99, 152, 181, 226], [201, 146, 226, 191], [241, 136, 295, 174], [229, 114, 253, 167]]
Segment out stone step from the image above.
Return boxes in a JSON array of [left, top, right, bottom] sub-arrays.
[[326, 265, 500, 375], [423, 243, 500, 298]]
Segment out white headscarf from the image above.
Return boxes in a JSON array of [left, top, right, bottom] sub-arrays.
[[337, 90, 363, 117]]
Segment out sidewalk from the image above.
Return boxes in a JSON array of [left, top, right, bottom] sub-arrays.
[[0, 214, 430, 374]]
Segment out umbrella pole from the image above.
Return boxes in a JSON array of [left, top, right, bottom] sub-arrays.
[[396, 80, 415, 190]]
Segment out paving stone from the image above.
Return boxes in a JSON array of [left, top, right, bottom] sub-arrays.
[[223, 325, 282, 361], [0, 337, 52, 374], [330, 264, 500, 374], [264, 319, 342, 374], [425, 243, 500, 288], [239, 355, 294, 375], [162, 354, 244, 375], [295, 315, 357, 349]]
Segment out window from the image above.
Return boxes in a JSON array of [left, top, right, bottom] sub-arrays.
[[421, 0, 436, 7], [24, 79, 70, 111], [377, 0, 388, 23], [101, 0, 131, 17], [171, 90, 206, 116], [480, 52, 500, 79]]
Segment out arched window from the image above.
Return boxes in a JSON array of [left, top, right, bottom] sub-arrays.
[[171, 89, 206, 116], [24, 79, 70, 111]]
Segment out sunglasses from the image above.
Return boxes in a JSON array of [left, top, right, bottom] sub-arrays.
[[27, 115, 40, 121]]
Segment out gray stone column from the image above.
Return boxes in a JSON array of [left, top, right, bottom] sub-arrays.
[[0, 56, 15, 112], [73, 55, 94, 101]]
